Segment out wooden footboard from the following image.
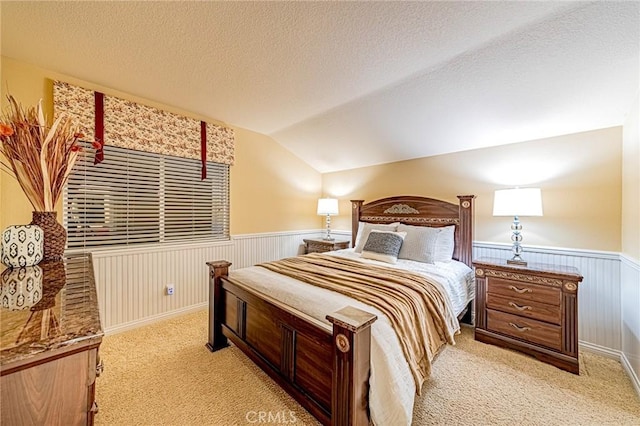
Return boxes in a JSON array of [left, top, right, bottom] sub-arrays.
[[206, 261, 377, 426]]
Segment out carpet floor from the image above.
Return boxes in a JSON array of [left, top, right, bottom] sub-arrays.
[[95, 309, 640, 425]]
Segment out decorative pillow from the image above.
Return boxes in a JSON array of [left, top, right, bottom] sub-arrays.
[[361, 230, 407, 264], [354, 222, 400, 253], [397, 224, 440, 264], [433, 225, 456, 263]]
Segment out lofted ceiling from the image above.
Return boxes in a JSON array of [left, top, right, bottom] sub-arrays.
[[1, 1, 638, 173]]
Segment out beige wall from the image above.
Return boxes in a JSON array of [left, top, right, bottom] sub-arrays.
[[323, 127, 623, 252], [1, 58, 58, 229], [231, 127, 321, 234], [622, 91, 639, 261], [1, 56, 628, 252], [0, 57, 322, 235]]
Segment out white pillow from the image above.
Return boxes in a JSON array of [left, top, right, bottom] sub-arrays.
[[397, 224, 440, 264], [434, 225, 456, 263], [354, 222, 400, 253], [361, 230, 407, 264]]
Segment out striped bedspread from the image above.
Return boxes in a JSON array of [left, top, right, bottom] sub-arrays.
[[259, 252, 459, 393]]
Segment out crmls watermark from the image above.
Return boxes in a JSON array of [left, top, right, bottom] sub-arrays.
[[245, 410, 298, 424]]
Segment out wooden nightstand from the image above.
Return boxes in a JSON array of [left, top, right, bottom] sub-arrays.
[[303, 238, 350, 254], [473, 258, 583, 374]]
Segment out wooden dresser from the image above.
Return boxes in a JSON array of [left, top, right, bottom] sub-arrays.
[[303, 238, 350, 254], [1, 254, 104, 425], [473, 258, 583, 374]]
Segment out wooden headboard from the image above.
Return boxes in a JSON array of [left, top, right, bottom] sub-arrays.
[[351, 195, 475, 268]]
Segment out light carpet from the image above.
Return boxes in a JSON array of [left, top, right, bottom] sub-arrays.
[[95, 309, 640, 425]]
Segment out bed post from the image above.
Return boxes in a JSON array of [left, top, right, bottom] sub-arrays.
[[457, 195, 475, 268], [350, 200, 364, 248], [326, 306, 377, 426], [205, 260, 232, 352]]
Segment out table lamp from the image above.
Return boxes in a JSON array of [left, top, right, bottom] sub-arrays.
[[317, 198, 339, 241], [493, 188, 543, 266]]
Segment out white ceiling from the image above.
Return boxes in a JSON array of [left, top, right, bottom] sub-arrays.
[[2, 1, 639, 173]]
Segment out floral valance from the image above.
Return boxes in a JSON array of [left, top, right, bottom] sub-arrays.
[[53, 81, 235, 166], [53, 81, 94, 138]]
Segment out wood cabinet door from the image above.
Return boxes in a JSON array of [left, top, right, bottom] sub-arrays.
[[1, 349, 95, 426]]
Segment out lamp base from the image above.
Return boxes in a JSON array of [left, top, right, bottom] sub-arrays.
[[507, 215, 527, 267], [507, 258, 528, 267], [323, 214, 334, 242]]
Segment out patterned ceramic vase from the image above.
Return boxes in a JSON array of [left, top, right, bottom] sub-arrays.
[[1, 225, 44, 267], [0, 265, 43, 310]]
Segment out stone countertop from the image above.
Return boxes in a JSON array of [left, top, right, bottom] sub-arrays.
[[0, 253, 103, 367]]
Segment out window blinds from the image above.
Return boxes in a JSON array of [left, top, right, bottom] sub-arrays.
[[64, 143, 230, 249]]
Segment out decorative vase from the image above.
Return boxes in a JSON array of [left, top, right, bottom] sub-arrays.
[[30, 212, 67, 261], [36, 260, 67, 310], [1, 225, 44, 267], [1, 265, 43, 310]]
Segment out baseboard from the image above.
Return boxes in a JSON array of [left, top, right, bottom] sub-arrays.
[[103, 302, 208, 335], [581, 340, 640, 398], [621, 351, 640, 398], [579, 340, 621, 359]]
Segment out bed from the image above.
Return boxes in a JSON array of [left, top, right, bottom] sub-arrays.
[[206, 195, 475, 426]]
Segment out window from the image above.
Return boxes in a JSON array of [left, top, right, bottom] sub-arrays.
[[64, 143, 230, 249]]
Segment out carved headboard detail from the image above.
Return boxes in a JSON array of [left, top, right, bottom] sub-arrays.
[[351, 195, 475, 268], [383, 204, 420, 214]]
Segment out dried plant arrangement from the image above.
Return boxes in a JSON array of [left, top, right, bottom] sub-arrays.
[[0, 95, 83, 212]]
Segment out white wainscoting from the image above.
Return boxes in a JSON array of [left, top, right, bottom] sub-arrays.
[[91, 230, 348, 333], [473, 242, 622, 352], [95, 234, 624, 350], [620, 254, 640, 396], [232, 230, 320, 269]]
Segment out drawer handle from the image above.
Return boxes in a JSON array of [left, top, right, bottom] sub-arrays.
[[509, 323, 531, 332], [508, 301, 532, 311], [96, 360, 104, 377], [508, 285, 532, 294]]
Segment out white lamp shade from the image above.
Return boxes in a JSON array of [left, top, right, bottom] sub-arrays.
[[317, 198, 339, 216], [493, 188, 543, 217]]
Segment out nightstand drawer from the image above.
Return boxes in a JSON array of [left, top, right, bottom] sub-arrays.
[[486, 293, 561, 325], [306, 242, 334, 253], [306, 242, 326, 253], [303, 239, 349, 254], [487, 309, 561, 351], [487, 277, 560, 306]]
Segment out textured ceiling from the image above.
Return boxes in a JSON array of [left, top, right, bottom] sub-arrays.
[[2, 1, 639, 172]]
